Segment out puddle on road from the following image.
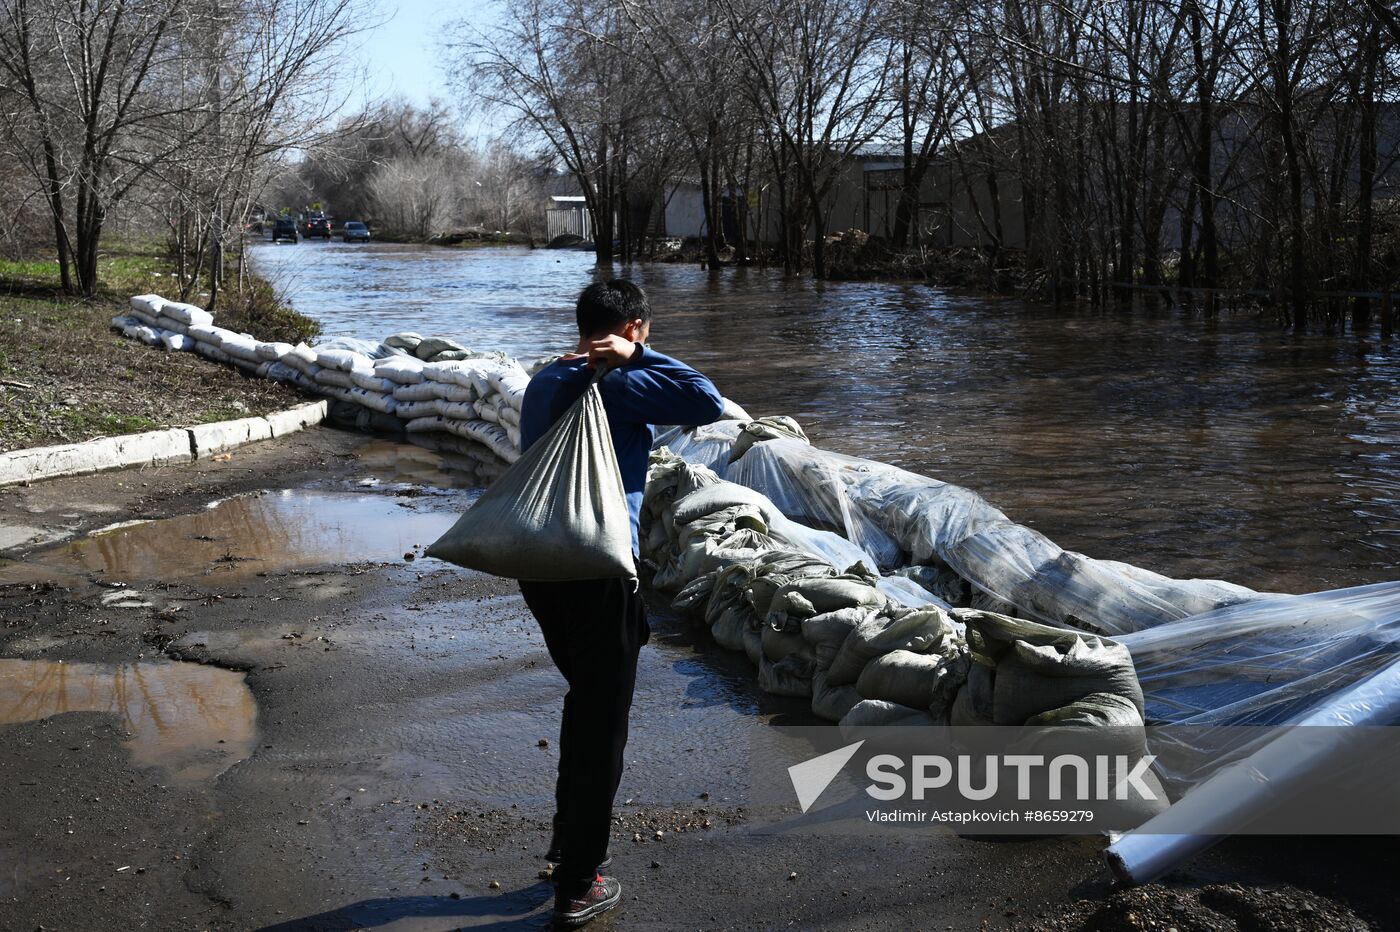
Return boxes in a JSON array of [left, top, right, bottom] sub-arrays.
[[0, 659, 257, 783], [0, 490, 465, 587]]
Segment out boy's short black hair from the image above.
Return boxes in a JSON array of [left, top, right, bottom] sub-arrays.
[[576, 280, 651, 336]]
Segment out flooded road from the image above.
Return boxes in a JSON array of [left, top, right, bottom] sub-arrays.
[[252, 241, 1399, 594]]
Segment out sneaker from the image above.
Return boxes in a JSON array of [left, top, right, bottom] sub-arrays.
[[553, 874, 621, 927]]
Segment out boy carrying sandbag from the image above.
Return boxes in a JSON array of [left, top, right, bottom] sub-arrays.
[[520, 280, 723, 926]]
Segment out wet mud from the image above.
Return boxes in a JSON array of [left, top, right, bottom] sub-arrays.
[[1, 430, 1394, 930]]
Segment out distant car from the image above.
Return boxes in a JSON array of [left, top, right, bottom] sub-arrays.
[[271, 217, 299, 243], [305, 218, 332, 239], [342, 221, 371, 242], [300, 211, 327, 237]]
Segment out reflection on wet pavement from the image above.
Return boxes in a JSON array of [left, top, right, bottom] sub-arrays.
[[0, 659, 256, 782], [252, 241, 1399, 593], [1, 490, 463, 587]]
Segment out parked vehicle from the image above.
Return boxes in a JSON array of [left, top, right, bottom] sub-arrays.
[[271, 217, 299, 243], [342, 221, 371, 242], [300, 211, 327, 238], [305, 218, 332, 239]]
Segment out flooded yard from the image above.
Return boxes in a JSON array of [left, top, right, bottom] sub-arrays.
[[252, 241, 1399, 594]]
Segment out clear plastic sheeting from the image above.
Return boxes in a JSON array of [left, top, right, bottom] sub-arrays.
[[657, 427, 1260, 637], [1121, 581, 1400, 730]]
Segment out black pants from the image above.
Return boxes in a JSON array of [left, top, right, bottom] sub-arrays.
[[519, 577, 649, 895]]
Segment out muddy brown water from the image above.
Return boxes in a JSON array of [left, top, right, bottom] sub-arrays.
[[0, 659, 255, 782], [253, 241, 1398, 594]]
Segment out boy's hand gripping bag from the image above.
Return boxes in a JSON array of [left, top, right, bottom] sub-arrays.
[[426, 365, 637, 580]]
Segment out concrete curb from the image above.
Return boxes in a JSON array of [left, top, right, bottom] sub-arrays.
[[0, 400, 328, 487]]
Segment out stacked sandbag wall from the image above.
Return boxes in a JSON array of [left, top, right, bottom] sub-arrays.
[[115, 295, 544, 466]]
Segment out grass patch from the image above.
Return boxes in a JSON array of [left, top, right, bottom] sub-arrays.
[[0, 241, 317, 452]]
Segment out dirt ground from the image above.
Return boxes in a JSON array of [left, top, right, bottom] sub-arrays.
[[0, 425, 1395, 931]]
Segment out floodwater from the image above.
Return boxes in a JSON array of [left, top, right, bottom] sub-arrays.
[[0, 659, 256, 782], [253, 242, 1400, 594], [5, 487, 465, 587]]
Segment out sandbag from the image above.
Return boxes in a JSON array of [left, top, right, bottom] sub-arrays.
[[811, 669, 862, 722], [374, 356, 426, 384], [160, 333, 193, 352], [351, 370, 398, 393], [766, 576, 887, 631], [958, 608, 1143, 725], [383, 331, 423, 352], [158, 300, 213, 327], [759, 653, 813, 697], [840, 699, 935, 733], [414, 335, 470, 360], [801, 606, 873, 671], [673, 482, 781, 528], [992, 640, 1143, 725], [393, 381, 441, 402], [855, 649, 965, 712], [315, 348, 369, 372], [729, 415, 809, 464], [826, 606, 953, 686], [427, 368, 635, 581], [257, 341, 294, 362]]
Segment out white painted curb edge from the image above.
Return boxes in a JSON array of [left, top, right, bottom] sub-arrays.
[[0, 400, 329, 487]]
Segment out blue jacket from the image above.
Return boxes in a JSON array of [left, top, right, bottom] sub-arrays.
[[520, 345, 725, 555]]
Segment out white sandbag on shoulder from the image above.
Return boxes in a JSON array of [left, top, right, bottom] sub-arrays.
[[427, 369, 634, 580], [373, 355, 426, 384], [257, 341, 295, 362], [351, 370, 398, 393], [159, 300, 213, 327]]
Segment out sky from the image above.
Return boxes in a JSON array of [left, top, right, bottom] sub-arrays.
[[352, 0, 506, 138]]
